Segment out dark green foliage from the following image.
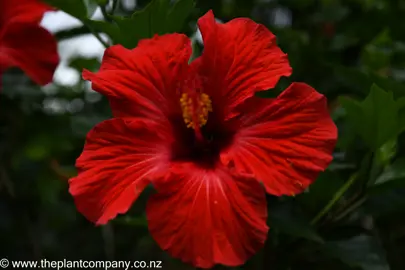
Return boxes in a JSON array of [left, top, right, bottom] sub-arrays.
[[340, 84, 405, 149], [2, 0, 405, 269]]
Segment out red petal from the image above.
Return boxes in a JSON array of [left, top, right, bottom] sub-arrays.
[[83, 34, 192, 121], [0, 0, 52, 24], [222, 83, 337, 196], [69, 118, 172, 225], [146, 163, 268, 268], [0, 22, 58, 85], [197, 10, 292, 120]]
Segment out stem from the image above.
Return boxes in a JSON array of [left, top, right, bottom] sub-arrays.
[[311, 151, 375, 225], [90, 30, 109, 48], [367, 152, 381, 186], [81, 20, 109, 48], [331, 192, 360, 217], [310, 172, 359, 225], [332, 196, 367, 222], [112, 0, 119, 14], [100, 5, 112, 22]]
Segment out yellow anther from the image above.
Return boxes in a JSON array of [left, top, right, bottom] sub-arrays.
[[180, 93, 212, 129]]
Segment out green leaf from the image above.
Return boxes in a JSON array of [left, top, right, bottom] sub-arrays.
[[84, 19, 121, 43], [83, 0, 99, 17], [369, 179, 405, 195], [323, 235, 390, 270], [269, 201, 324, 243], [44, 0, 88, 19], [298, 170, 345, 213], [375, 139, 397, 167], [366, 156, 405, 216], [371, 74, 405, 99], [374, 158, 405, 186], [113, 0, 195, 48], [365, 184, 405, 216], [340, 84, 405, 149], [333, 65, 371, 96], [166, 0, 196, 33], [69, 57, 100, 71], [112, 15, 152, 48], [361, 29, 393, 71]]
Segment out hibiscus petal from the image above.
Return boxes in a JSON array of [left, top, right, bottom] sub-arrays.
[[0, 0, 52, 25], [197, 10, 292, 120], [83, 34, 192, 121], [222, 83, 337, 196], [146, 163, 268, 269], [69, 118, 172, 225], [0, 22, 58, 86]]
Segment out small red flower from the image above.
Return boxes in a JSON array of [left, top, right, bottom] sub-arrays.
[[70, 11, 337, 268], [0, 0, 59, 86]]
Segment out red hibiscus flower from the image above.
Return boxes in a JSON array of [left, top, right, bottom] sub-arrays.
[[69, 10, 337, 269], [0, 0, 59, 86]]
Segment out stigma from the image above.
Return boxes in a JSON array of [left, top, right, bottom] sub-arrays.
[[180, 93, 212, 129]]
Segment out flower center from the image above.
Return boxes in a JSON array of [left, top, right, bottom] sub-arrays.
[[172, 91, 234, 167], [180, 93, 212, 129]]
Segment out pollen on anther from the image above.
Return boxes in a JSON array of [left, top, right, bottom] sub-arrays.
[[180, 93, 212, 129]]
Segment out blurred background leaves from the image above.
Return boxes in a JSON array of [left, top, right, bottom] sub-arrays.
[[1, 0, 405, 269]]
